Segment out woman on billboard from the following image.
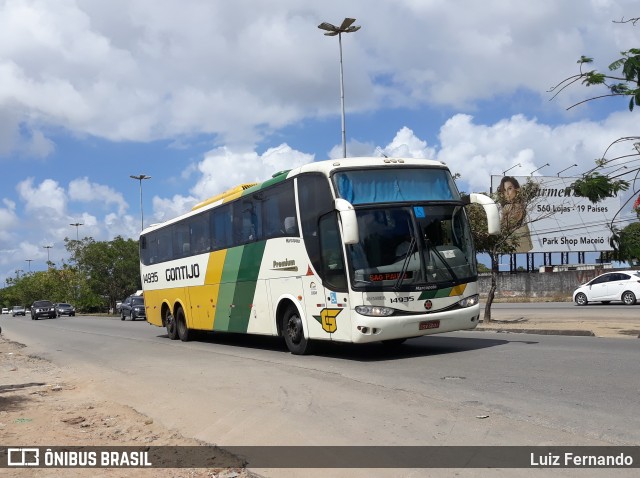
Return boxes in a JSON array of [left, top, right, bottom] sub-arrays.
[[498, 176, 533, 253]]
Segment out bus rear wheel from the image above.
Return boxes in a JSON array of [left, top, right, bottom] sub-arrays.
[[283, 306, 311, 355], [165, 308, 178, 340], [176, 307, 190, 342]]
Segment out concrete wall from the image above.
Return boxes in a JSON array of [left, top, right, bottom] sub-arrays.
[[477, 268, 638, 301]]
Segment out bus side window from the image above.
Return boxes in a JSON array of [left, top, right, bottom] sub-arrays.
[[172, 222, 190, 258], [297, 174, 334, 275], [190, 213, 211, 254], [211, 204, 233, 250], [262, 181, 297, 239]]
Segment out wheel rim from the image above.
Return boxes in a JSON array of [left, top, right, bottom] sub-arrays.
[[166, 312, 176, 335], [576, 294, 586, 305], [623, 292, 635, 305], [287, 314, 303, 345]]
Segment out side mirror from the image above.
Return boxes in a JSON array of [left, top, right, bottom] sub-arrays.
[[465, 193, 500, 235], [335, 198, 359, 245]]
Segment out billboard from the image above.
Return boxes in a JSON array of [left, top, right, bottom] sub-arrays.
[[490, 175, 620, 253]]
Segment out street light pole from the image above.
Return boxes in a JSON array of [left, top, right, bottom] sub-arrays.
[[70, 222, 83, 241], [25, 259, 33, 272], [530, 163, 550, 176], [130, 174, 151, 231], [502, 163, 521, 176], [556, 164, 578, 177], [318, 18, 361, 158], [43, 245, 52, 267]]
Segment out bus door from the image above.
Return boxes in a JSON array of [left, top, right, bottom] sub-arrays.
[[316, 213, 352, 342]]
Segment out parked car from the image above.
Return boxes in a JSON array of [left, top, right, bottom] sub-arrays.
[[120, 295, 146, 321], [11, 306, 26, 316], [30, 300, 57, 320], [573, 271, 640, 306], [55, 303, 76, 317], [1, 308, 8, 314]]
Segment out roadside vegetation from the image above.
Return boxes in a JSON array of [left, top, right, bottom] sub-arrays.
[[549, 15, 640, 262], [0, 236, 141, 314]]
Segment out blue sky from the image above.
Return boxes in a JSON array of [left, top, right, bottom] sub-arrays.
[[1, 0, 639, 283]]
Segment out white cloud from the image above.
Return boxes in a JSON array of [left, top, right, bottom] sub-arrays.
[[1, 0, 637, 157], [152, 195, 199, 224], [383, 127, 438, 159], [68, 177, 128, 215], [435, 112, 640, 193], [17, 177, 66, 215], [0, 198, 18, 242], [192, 144, 313, 200]]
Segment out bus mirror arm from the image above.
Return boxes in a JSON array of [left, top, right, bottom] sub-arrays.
[[465, 193, 500, 235], [335, 198, 360, 245]]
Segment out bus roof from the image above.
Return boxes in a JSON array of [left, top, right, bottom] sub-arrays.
[[140, 157, 448, 235]]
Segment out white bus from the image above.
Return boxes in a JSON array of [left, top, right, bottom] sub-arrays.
[[139, 157, 499, 354]]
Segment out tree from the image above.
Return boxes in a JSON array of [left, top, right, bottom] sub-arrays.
[[609, 221, 640, 264], [468, 178, 553, 321], [549, 17, 639, 203], [66, 236, 141, 313]]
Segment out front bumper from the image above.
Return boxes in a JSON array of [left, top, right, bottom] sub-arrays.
[[349, 304, 481, 343]]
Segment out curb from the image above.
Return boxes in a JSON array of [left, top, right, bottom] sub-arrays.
[[475, 328, 595, 337]]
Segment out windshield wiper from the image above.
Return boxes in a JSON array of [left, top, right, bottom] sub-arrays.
[[394, 237, 416, 290], [425, 239, 458, 281]]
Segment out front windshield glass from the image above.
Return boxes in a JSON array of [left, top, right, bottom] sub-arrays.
[[347, 205, 476, 290], [334, 167, 460, 205]]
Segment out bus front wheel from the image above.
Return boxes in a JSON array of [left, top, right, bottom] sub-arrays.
[[165, 308, 178, 340], [283, 306, 311, 355], [176, 307, 190, 342]]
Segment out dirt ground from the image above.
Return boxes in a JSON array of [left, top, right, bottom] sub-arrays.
[[0, 335, 258, 478]]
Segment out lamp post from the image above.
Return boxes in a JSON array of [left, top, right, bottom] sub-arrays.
[[556, 164, 577, 177], [70, 222, 83, 241], [318, 17, 361, 158], [502, 163, 521, 176], [530, 163, 550, 176], [130, 174, 151, 231], [43, 245, 52, 267], [25, 259, 33, 272]]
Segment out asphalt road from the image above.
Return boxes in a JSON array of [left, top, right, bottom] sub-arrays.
[[2, 305, 638, 457]]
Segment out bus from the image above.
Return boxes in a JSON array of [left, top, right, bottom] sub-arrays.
[[139, 157, 499, 354]]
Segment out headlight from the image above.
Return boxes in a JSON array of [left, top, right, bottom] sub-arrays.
[[458, 294, 479, 308], [355, 305, 394, 317]]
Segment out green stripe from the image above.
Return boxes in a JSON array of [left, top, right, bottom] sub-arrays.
[[242, 171, 289, 195], [214, 242, 267, 332]]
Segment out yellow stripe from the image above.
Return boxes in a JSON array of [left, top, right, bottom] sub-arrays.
[[449, 283, 467, 296]]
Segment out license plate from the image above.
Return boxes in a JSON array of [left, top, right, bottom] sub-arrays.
[[419, 320, 440, 330]]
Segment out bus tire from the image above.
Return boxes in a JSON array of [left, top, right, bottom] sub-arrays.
[[283, 305, 311, 355], [176, 307, 190, 342], [165, 308, 178, 340]]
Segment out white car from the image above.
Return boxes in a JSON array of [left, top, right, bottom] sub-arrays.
[[573, 271, 640, 306], [1, 308, 8, 314]]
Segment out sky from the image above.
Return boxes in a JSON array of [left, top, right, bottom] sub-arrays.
[[1, 0, 639, 283]]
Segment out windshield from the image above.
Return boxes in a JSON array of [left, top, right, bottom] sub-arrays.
[[334, 167, 460, 205], [347, 205, 476, 290], [131, 297, 144, 305], [34, 301, 53, 307]]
